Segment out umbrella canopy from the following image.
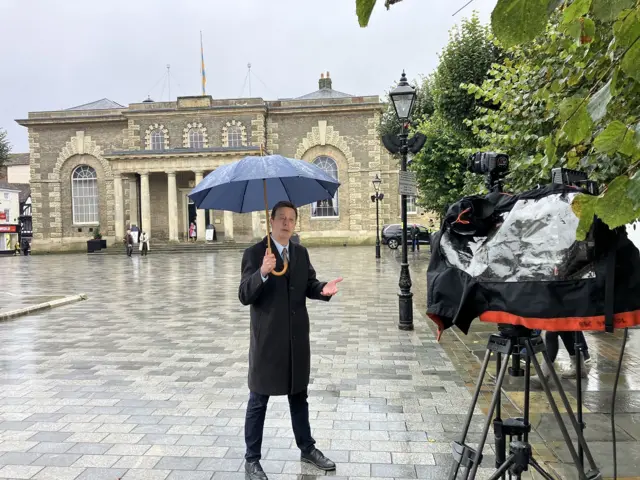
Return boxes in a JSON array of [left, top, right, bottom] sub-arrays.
[[188, 154, 340, 212]]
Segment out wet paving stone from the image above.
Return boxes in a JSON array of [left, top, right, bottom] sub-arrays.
[[0, 249, 489, 480]]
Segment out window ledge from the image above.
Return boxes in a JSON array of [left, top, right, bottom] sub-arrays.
[[310, 216, 340, 221]]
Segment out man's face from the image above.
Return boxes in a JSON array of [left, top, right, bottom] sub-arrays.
[[271, 207, 296, 242]]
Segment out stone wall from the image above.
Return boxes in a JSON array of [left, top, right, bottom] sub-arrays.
[[29, 124, 126, 250], [137, 113, 256, 150], [268, 107, 398, 242]]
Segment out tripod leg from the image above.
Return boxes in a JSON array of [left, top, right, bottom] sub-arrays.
[[460, 347, 493, 443], [529, 457, 558, 480], [449, 348, 494, 480], [487, 454, 515, 480], [540, 344, 598, 473], [494, 351, 506, 477], [525, 340, 588, 480], [468, 346, 513, 480]]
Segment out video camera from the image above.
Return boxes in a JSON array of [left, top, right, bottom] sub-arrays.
[[467, 152, 509, 193], [550, 167, 599, 195], [467, 152, 509, 176]]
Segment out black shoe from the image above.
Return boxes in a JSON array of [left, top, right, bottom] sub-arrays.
[[245, 460, 268, 480], [301, 448, 336, 471]]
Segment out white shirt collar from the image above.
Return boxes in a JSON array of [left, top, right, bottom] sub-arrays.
[[270, 236, 289, 256]]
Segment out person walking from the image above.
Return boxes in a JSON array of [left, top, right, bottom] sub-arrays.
[[238, 200, 343, 480]]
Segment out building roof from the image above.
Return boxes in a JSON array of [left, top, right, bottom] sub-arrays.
[[66, 98, 125, 111], [295, 88, 354, 100], [5, 153, 29, 166], [293, 72, 353, 100], [0, 182, 30, 203]]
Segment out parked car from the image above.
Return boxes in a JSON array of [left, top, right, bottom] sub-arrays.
[[381, 223, 431, 249]]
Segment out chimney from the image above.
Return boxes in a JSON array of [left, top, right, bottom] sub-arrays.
[[318, 71, 332, 90]]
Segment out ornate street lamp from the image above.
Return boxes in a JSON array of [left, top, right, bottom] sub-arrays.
[[371, 174, 384, 259], [382, 71, 426, 331]]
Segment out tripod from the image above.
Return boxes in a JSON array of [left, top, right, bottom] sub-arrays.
[[448, 325, 601, 480]]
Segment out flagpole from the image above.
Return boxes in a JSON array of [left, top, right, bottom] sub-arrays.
[[200, 31, 206, 96]]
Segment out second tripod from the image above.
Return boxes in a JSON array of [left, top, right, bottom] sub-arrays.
[[448, 325, 601, 480]]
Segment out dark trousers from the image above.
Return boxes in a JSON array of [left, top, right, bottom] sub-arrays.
[[245, 390, 315, 462], [546, 331, 590, 362]]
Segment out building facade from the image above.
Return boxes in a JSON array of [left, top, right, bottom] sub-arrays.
[[16, 74, 434, 252]]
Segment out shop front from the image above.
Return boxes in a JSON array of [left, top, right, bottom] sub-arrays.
[[0, 223, 20, 256]]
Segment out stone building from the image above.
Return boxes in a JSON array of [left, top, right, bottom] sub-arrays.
[[16, 73, 434, 252]]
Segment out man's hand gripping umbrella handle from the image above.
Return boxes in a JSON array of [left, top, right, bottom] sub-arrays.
[[264, 178, 288, 277]]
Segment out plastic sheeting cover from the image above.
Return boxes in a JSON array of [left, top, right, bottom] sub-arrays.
[[440, 192, 595, 282]]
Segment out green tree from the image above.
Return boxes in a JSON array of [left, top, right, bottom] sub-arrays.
[[0, 128, 10, 168], [357, 0, 640, 237], [410, 114, 467, 215], [432, 12, 502, 141]]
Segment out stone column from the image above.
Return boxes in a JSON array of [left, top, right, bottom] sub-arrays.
[[224, 210, 234, 242], [167, 171, 179, 242], [194, 170, 206, 242], [114, 173, 125, 240], [140, 171, 151, 235], [252, 211, 263, 240], [129, 175, 139, 227]]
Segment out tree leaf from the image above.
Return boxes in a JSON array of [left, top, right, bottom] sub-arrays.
[[587, 79, 612, 123], [559, 97, 593, 144], [620, 128, 638, 157], [591, 0, 635, 22], [594, 121, 628, 155], [621, 40, 640, 83], [571, 193, 596, 240], [562, 18, 583, 41], [491, 0, 551, 47], [611, 67, 621, 95], [356, 0, 377, 27], [614, 8, 640, 48], [563, 0, 592, 24], [581, 17, 596, 44], [594, 175, 640, 229], [627, 170, 640, 209], [545, 136, 557, 163]]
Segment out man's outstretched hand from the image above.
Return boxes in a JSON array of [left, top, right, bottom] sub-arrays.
[[321, 277, 343, 297]]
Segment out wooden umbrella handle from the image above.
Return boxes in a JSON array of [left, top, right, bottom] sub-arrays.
[[263, 178, 288, 276]]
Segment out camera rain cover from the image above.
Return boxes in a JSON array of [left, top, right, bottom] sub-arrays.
[[426, 184, 640, 339]]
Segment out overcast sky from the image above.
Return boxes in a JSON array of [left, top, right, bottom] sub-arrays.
[[0, 0, 498, 153]]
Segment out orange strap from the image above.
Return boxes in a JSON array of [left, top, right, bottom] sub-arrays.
[[453, 207, 471, 225]]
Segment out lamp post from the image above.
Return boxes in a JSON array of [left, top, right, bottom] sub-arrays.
[[382, 71, 426, 331], [371, 174, 383, 259]]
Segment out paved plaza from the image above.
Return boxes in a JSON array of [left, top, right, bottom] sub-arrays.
[[0, 246, 638, 479]]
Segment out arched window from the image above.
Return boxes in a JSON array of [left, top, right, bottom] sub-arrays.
[[72, 165, 99, 224], [227, 125, 242, 148], [311, 156, 339, 217], [189, 129, 204, 149], [151, 130, 164, 150]]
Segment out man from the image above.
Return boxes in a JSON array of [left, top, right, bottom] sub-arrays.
[[239, 200, 343, 480]]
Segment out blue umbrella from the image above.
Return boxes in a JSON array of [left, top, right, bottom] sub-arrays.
[[188, 153, 340, 276]]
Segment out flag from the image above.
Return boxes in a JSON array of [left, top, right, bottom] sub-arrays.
[[200, 31, 206, 95]]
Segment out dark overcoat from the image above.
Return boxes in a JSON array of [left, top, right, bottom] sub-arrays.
[[238, 236, 330, 396]]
